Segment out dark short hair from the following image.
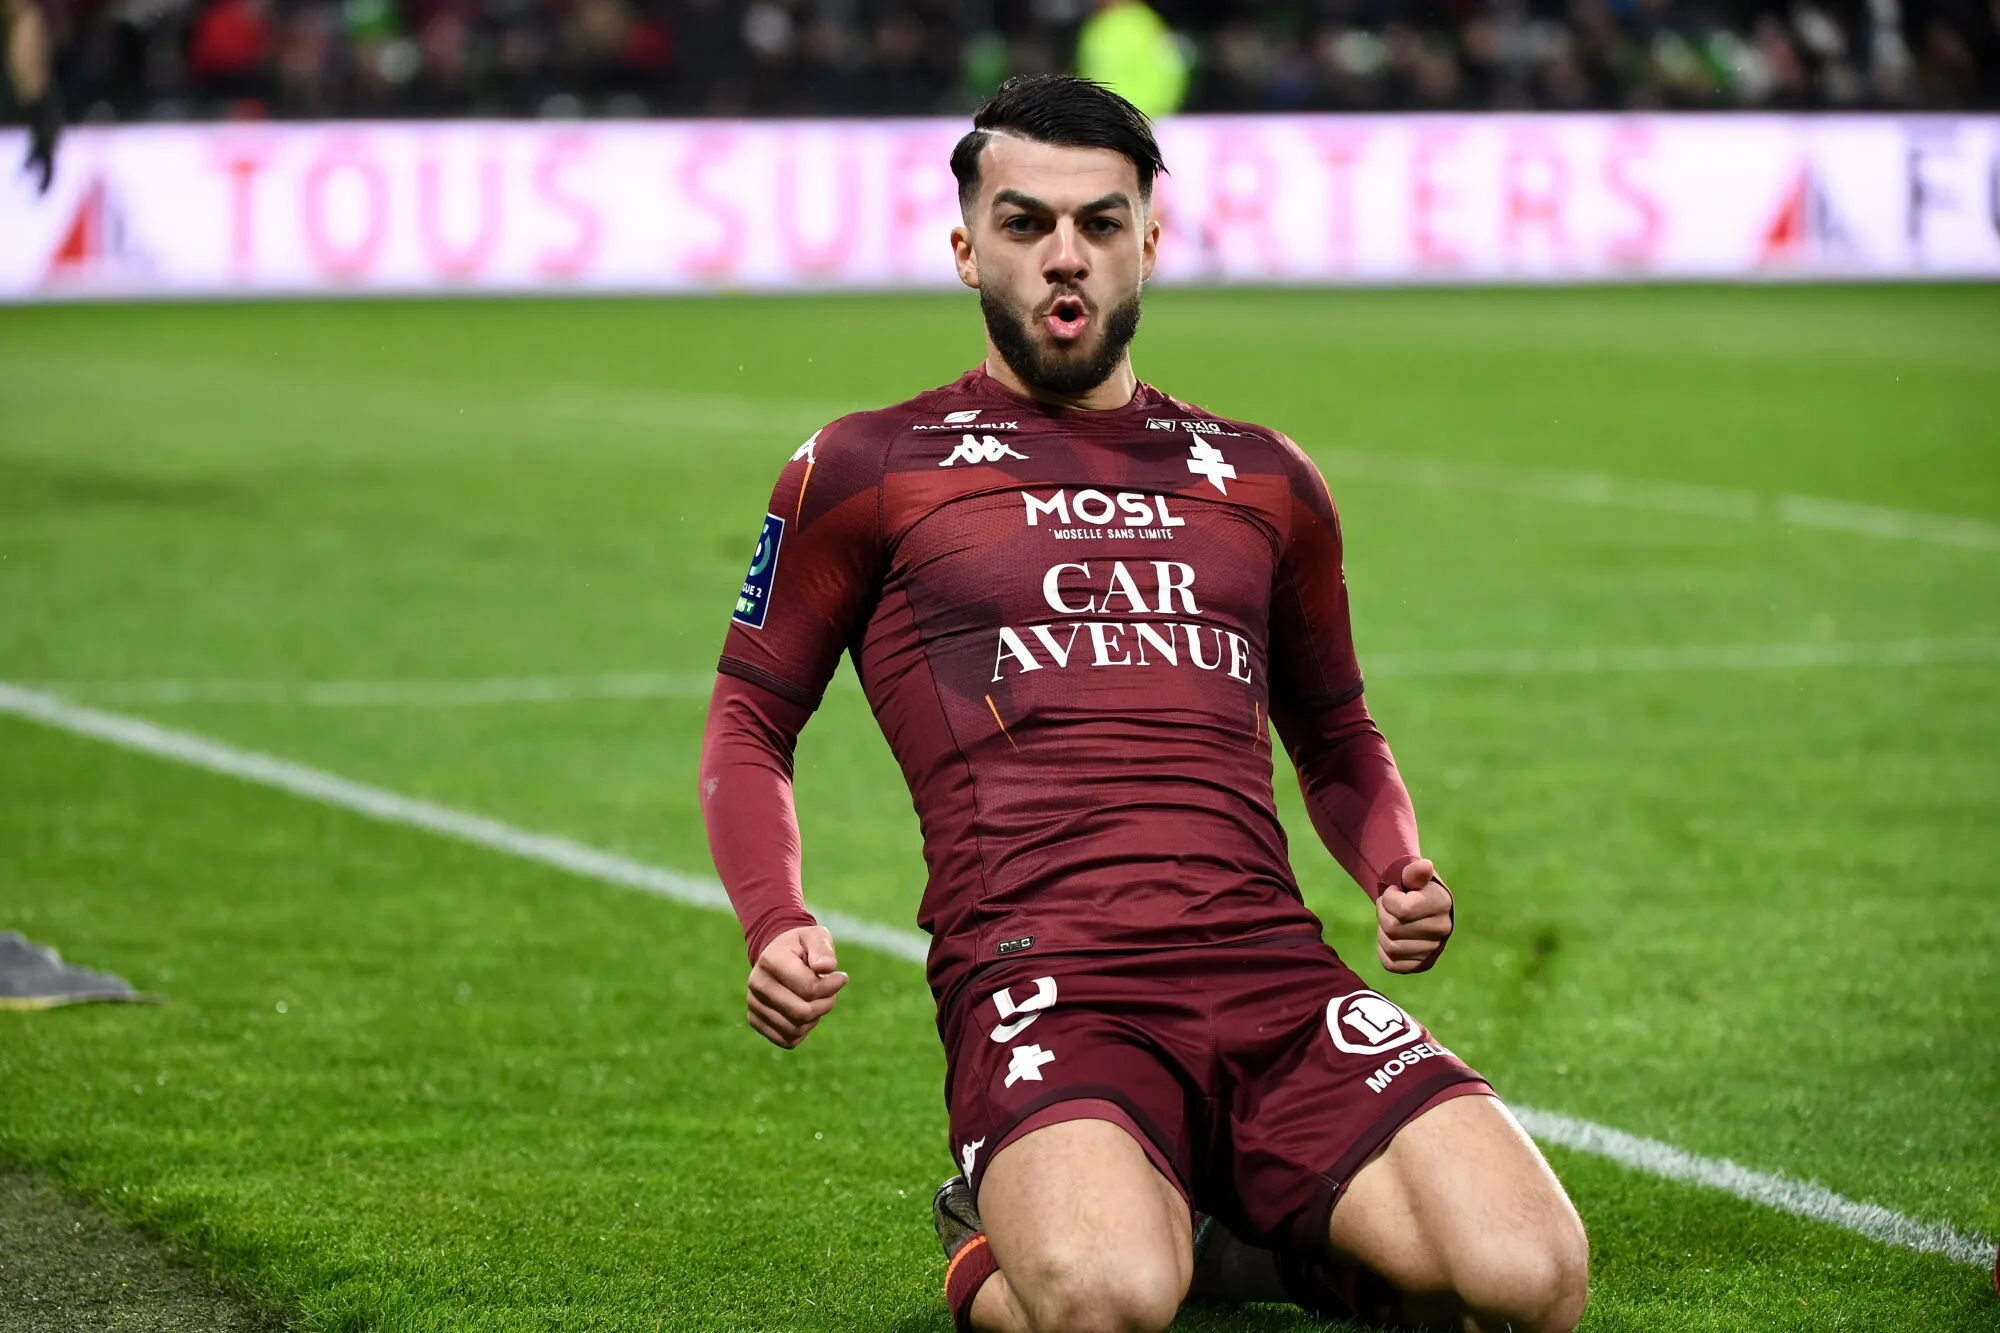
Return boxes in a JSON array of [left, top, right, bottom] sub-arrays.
[[950, 75, 1167, 213]]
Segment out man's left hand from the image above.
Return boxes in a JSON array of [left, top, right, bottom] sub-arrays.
[[1377, 857, 1453, 974], [24, 92, 60, 195]]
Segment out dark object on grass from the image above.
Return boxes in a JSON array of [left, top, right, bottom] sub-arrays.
[[0, 931, 157, 1010]]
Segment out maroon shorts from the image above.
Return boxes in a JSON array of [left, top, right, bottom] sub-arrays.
[[941, 935, 1491, 1255]]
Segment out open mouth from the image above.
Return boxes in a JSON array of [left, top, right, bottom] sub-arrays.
[[1043, 293, 1090, 343]]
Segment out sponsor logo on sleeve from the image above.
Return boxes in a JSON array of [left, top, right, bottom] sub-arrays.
[[1326, 990, 1423, 1055], [732, 513, 784, 629], [790, 431, 819, 463]]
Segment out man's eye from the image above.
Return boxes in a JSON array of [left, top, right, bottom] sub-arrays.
[[1003, 216, 1036, 234], [1087, 218, 1120, 236]]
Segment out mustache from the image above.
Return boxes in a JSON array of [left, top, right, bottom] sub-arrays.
[[1036, 287, 1094, 318]]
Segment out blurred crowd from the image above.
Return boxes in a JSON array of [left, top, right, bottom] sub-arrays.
[[28, 0, 2000, 123]]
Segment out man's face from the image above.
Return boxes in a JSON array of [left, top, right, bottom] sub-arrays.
[[952, 136, 1160, 399]]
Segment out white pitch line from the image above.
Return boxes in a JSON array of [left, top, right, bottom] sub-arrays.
[[1314, 447, 2000, 552], [0, 680, 923, 965], [0, 680, 1992, 1271], [1514, 1109, 1995, 1268], [1366, 636, 2000, 679], [29, 638, 2000, 708], [460, 383, 2000, 554], [26, 672, 723, 707]]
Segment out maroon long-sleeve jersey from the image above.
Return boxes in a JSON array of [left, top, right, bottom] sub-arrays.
[[700, 366, 1423, 1007]]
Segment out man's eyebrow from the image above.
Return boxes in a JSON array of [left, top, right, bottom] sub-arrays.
[[1075, 192, 1135, 215], [990, 188, 1052, 214], [989, 189, 1136, 216]]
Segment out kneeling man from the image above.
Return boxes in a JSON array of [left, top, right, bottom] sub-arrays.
[[700, 74, 1589, 1333]]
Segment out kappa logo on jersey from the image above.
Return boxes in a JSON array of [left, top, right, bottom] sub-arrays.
[[1326, 991, 1423, 1056], [988, 976, 1057, 1042], [1186, 439, 1238, 495], [941, 433, 1030, 467], [732, 513, 784, 629]]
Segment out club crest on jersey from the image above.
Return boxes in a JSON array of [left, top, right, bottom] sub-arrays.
[[1186, 439, 1237, 494], [941, 433, 1030, 467], [1326, 991, 1423, 1055], [732, 513, 784, 629]]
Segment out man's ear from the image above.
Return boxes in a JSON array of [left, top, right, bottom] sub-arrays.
[[951, 222, 981, 291], [1140, 210, 1161, 283]]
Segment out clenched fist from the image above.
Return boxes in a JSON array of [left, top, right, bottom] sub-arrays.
[[1377, 857, 1453, 974], [747, 925, 848, 1048]]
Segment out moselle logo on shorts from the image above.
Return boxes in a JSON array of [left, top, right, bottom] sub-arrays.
[[1363, 1040, 1452, 1095], [1326, 990, 1423, 1056], [733, 512, 783, 628]]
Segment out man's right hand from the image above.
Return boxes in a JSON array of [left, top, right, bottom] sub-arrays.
[[746, 925, 848, 1049]]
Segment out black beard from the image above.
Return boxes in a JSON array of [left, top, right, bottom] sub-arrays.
[[981, 284, 1143, 399]]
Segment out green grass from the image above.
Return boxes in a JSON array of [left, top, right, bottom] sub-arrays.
[[1, 287, 1996, 1330]]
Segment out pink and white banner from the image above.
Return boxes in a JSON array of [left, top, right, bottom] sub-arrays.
[[1, 115, 1996, 299]]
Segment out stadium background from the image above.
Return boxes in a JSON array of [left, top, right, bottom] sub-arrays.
[[2, 2, 1997, 1330]]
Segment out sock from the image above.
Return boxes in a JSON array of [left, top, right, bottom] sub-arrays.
[[1275, 1248, 1403, 1325], [945, 1232, 1001, 1333]]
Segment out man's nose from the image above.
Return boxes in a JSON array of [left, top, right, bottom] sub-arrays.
[[1043, 220, 1089, 284]]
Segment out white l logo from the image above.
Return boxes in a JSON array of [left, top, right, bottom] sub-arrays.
[[989, 976, 1057, 1042]]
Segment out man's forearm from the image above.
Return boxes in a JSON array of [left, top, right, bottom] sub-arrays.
[[6, 0, 50, 105], [1275, 691, 1422, 899], [699, 673, 819, 961]]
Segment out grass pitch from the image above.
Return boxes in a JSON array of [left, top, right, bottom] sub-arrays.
[[0, 286, 1996, 1331]]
